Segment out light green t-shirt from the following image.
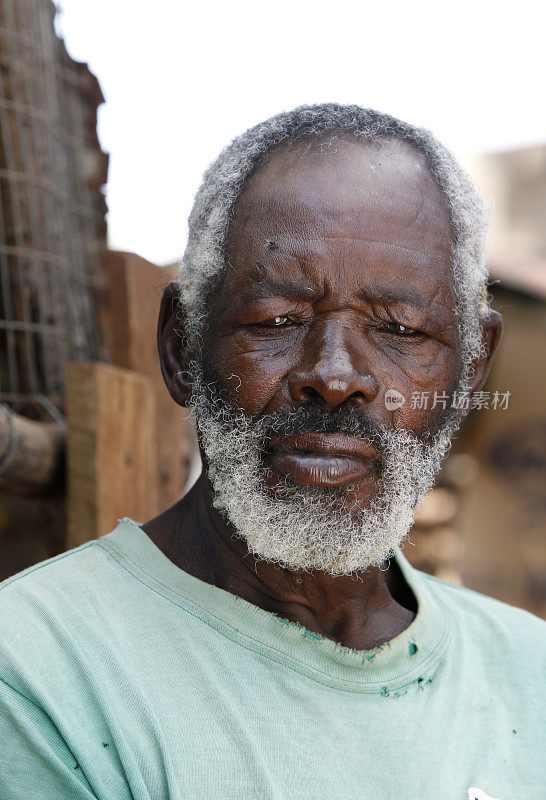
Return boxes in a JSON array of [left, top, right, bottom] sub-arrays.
[[0, 518, 544, 800]]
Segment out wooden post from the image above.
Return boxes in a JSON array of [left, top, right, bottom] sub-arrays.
[[66, 362, 159, 548], [99, 251, 196, 511]]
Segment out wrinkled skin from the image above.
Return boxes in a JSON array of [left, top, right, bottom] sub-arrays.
[[144, 136, 501, 650]]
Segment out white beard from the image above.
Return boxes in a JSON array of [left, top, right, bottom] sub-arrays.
[[190, 370, 458, 576]]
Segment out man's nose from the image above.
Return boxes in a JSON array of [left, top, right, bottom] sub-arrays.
[[288, 319, 379, 409]]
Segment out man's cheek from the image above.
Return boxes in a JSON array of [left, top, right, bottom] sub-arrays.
[[378, 371, 459, 435], [213, 352, 293, 416], [389, 390, 456, 438], [382, 351, 459, 397]]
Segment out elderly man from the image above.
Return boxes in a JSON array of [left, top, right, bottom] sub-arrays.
[[1, 104, 544, 800]]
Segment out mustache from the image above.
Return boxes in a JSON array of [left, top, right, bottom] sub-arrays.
[[256, 404, 388, 451], [201, 374, 385, 442], [200, 372, 443, 451]]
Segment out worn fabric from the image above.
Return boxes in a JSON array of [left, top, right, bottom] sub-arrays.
[[0, 518, 544, 800]]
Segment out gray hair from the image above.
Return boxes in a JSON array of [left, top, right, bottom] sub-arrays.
[[179, 103, 490, 365]]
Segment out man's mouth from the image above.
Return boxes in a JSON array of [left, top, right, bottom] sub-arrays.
[[265, 433, 382, 487]]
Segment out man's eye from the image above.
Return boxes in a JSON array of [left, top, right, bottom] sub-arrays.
[[263, 316, 291, 327], [386, 322, 421, 336], [246, 315, 297, 334]]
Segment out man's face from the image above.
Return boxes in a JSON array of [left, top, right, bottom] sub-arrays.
[[190, 135, 461, 573]]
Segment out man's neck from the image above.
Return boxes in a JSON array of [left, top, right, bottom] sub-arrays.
[[142, 474, 416, 651]]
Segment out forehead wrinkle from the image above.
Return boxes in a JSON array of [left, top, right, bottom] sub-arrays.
[[231, 220, 450, 265], [295, 234, 449, 262], [237, 276, 319, 304], [230, 200, 452, 273], [223, 254, 323, 308], [225, 238, 454, 312], [358, 284, 431, 310], [235, 190, 445, 238]]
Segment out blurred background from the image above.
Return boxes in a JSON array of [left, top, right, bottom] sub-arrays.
[[0, 0, 544, 615]]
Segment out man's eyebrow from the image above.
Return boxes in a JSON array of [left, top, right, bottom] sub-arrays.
[[238, 277, 318, 303], [235, 279, 446, 311], [357, 284, 430, 309]]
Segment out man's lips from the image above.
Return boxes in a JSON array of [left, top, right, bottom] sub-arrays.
[[265, 433, 382, 487]]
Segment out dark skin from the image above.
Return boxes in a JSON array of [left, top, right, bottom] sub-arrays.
[[144, 135, 502, 650]]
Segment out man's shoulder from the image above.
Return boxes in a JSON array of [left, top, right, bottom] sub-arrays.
[[0, 534, 121, 648], [0, 529, 144, 688], [418, 567, 546, 663], [1, 537, 110, 602]]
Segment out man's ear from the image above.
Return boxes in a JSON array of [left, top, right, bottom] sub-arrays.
[[158, 281, 193, 407], [465, 309, 503, 394]]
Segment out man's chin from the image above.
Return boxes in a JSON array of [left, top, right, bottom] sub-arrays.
[[206, 454, 417, 574]]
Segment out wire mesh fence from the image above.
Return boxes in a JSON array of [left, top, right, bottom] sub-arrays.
[[0, 0, 107, 419]]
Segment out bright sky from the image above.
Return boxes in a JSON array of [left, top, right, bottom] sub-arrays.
[[55, 0, 544, 266]]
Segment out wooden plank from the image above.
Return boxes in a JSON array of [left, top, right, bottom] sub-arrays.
[[66, 362, 159, 548], [99, 251, 195, 511]]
